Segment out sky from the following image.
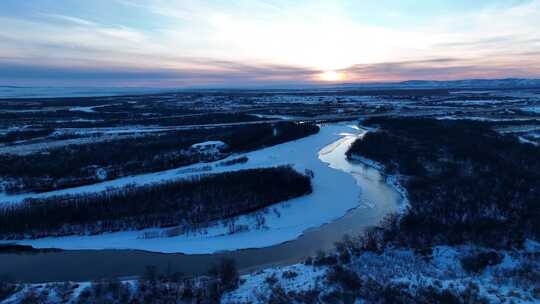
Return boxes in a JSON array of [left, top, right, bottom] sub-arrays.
[[1, 0, 540, 87]]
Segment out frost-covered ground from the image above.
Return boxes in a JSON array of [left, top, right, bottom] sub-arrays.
[[222, 241, 540, 303], [0, 124, 368, 254], [0, 282, 94, 304], [222, 263, 327, 303]]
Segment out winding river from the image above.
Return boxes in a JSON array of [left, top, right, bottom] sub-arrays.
[[0, 124, 401, 283]]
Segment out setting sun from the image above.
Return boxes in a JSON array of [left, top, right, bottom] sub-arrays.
[[319, 71, 345, 82]]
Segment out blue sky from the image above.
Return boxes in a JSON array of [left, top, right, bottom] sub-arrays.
[[1, 0, 539, 87]]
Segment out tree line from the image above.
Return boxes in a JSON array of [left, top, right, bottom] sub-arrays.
[[347, 117, 540, 248], [0, 128, 54, 144], [0, 166, 312, 239]]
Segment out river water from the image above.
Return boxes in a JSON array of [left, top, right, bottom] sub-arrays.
[[0, 126, 401, 283]]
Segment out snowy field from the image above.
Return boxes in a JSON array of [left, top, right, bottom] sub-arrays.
[[0, 123, 372, 254]]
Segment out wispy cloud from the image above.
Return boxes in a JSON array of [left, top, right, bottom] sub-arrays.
[[341, 56, 540, 82], [42, 13, 98, 26], [0, 0, 539, 86], [0, 60, 319, 87]]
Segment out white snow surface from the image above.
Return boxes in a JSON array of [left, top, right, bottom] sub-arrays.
[[222, 264, 326, 303], [0, 123, 365, 254]]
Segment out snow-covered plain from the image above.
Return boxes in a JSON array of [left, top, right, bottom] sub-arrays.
[[0, 123, 376, 254], [69, 103, 121, 113]]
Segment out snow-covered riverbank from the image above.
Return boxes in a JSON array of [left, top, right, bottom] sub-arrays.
[[1, 123, 397, 254], [223, 241, 540, 303]]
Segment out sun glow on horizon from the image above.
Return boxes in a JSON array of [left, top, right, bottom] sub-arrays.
[[319, 71, 346, 82], [1, 0, 539, 87]]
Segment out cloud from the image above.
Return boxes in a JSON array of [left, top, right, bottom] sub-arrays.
[[0, 0, 539, 86], [341, 56, 540, 82], [0, 60, 320, 87], [111, 0, 540, 69], [3, 55, 537, 88], [42, 13, 98, 27]]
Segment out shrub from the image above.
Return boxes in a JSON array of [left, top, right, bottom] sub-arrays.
[[219, 156, 249, 166], [313, 251, 338, 266], [460, 251, 503, 274], [265, 273, 279, 286], [76, 279, 132, 304], [0, 279, 17, 302], [209, 258, 239, 294], [415, 286, 462, 304], [327, 265, 362, 290], [282, 271, 298, 280]]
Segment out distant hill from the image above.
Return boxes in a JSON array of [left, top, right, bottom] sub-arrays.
[[2, 78, 540, 99]]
